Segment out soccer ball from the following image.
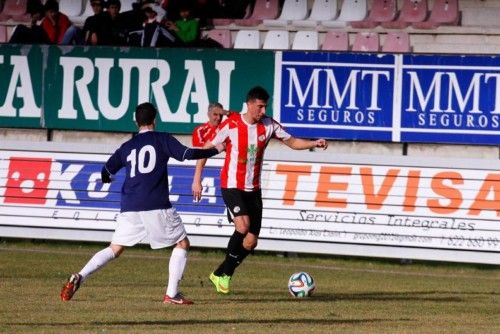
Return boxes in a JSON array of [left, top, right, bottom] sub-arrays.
[[288, 272, 315, 298]]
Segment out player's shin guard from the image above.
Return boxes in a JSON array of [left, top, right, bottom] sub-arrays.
[[222, 231, 245, 276]]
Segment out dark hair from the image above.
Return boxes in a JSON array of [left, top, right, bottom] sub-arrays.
[[43, 0, 59, 12], [135, 102, 157, 126], [107, 0, 121, 10], [246, 86, 270, 102]]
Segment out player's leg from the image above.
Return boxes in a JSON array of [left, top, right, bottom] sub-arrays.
[[163, 237, 193, 305], [60, 244, 123, 302], [142, 208, 193, 305], [221, 214, 250, 276], [60, 212, 144, 302]]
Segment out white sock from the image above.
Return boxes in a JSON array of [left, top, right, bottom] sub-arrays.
[[79, 247, 115, 283], [166, 247, 188, 297]]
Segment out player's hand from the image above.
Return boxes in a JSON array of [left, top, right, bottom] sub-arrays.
[[101, 167, 112, 183], [315, 139, 328, 150], [192, 182, 203, 202], [215, 143, 226, 153]]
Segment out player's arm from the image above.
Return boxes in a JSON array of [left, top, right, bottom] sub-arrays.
[[100, 150, 123, 183], [283, 137, 328, 151], [165, 133, 224, 161], [191, 140, 215, 202]]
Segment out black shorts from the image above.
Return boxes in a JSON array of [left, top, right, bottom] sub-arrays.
[[221, 188, 263, 236]]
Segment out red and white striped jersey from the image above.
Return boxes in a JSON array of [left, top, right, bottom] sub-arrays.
[[211, 113, 291, 191], [192, 122, 218, 147]]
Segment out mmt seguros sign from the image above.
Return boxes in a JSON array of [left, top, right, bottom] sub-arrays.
[[278, 52, 500, 145]]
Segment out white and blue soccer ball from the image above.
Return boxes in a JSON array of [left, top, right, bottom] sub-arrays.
[[288, 271, 315, 298]]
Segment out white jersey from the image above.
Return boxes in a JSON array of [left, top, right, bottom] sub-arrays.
[[211, 113, 291, 191]]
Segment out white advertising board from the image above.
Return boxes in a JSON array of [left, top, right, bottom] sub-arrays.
[[0, 141, 498, 264]]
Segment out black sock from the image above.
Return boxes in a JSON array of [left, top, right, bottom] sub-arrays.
[[232, 246, 251, 272], [213, 261, 225, 276], [222, 231, 245, 276]]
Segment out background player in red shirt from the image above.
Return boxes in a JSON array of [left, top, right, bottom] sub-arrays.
[[192, 102, 229, 147], [192, 86, 328, 294]]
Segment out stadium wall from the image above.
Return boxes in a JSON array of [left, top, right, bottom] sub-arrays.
[[0, 140, 499, 265]]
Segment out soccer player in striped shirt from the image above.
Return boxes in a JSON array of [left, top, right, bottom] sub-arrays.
[[192, 86, 328, 294], [60, 102, 225, 305]]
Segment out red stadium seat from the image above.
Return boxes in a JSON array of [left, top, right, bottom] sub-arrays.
[[234, 0, 281, 26], [382, 0, 428, 29], [412, 0, 459, 29], [382, 31, 411, 53], [351, 0, 397, 29], [0, 0, 28, 22], [321, 30, 349, 51], [352, 32, 379, 52]]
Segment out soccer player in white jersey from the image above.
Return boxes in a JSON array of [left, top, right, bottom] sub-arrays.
[[60, 102, 225, 305], [192, 86, 328, 294]]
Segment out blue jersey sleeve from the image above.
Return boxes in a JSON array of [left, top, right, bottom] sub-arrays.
[[162, 133, 219, 161], [104, 148, 124, 175]]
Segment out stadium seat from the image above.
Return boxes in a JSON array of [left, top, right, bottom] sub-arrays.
[[59, 0, 85, 18], [322, 0, 367, 28], [0, 24, 7, 43], [263, 30, 289, 50], [71, 0, 97, 25], [0, 0, 28, 22], [263, 0, 308, 27], [351, 0, 397, 29], [292, 30, 319, 50], [382, 31, 411, 53], [381, 0, 428, 29], [352, 32, 379, 52], [293, 0, 338, 28], [321, 30, 349, 51], [412, 0, 459, 29], [205, 29, 232, 48], [234, 0, 280, 26], [233, 30, 261, 49]]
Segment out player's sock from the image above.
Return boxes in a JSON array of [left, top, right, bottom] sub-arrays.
[[213, 262, 225, 276], [166, 247, 188, 297], [222, 231, 245, 276], [232, 247, 251, 272], [79, 247, 115, 283]]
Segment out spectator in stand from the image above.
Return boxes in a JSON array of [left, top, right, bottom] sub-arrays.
[[119, 1, 148, 46], [40, 0, 72, 44], [141, 3, 177, 47], [164, 4, 200, 46], [98, 0, 128, 46], [9, 1, 49, 44], [82, 0, 106, 45]]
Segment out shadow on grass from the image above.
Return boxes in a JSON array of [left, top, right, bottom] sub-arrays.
[[225, 290, 477, 303], [7, 318, 397, 327]]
